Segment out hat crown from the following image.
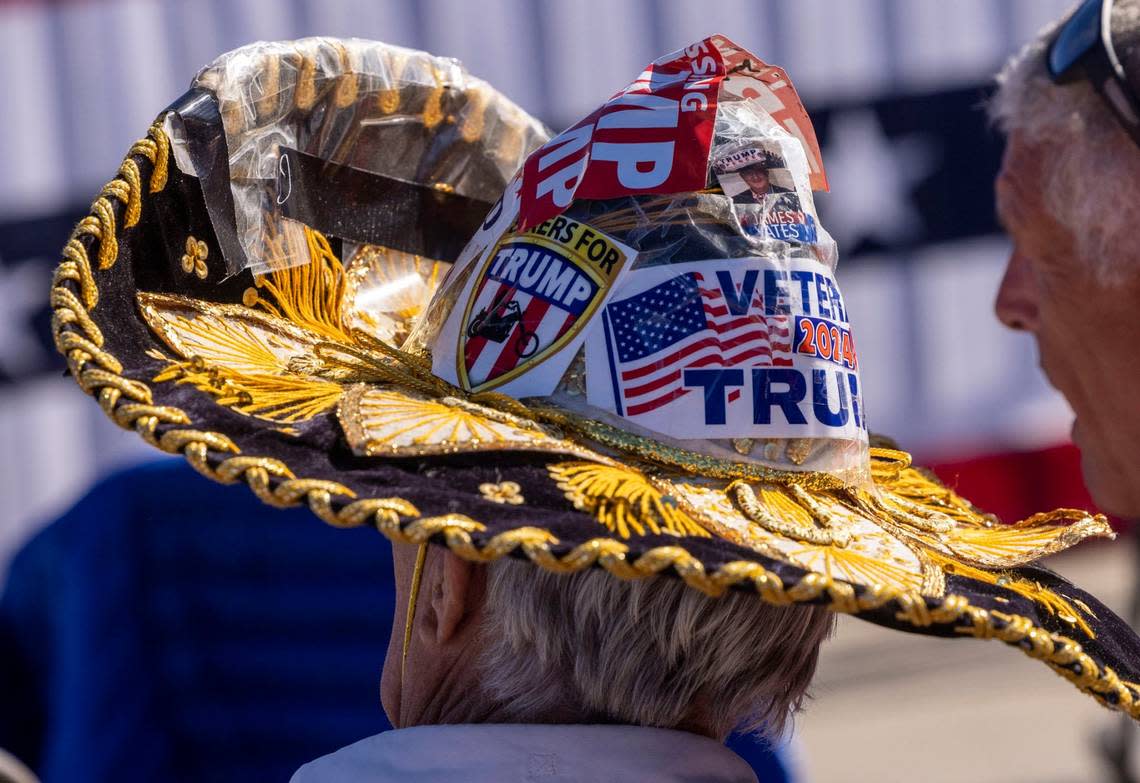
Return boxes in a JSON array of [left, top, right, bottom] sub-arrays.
[[411, 37, 868, 482]]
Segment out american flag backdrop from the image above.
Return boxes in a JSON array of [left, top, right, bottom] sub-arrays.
[[604, 270, 791, 416], [0, 0, 1094, 573]]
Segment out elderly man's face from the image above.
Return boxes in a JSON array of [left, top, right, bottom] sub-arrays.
[[739, 165, 771, 194], [994, 133, 1140, 517]]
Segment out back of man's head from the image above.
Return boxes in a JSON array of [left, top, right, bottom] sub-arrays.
[[478, 559, 834, 740]]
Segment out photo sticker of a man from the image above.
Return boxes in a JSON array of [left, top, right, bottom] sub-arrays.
[[716, 147, 800, 210]]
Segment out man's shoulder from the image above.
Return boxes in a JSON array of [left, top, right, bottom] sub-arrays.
[[290, 724, 759, 782], [290, 732, 397, 782]]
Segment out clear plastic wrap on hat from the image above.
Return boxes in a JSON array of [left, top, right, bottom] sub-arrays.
[[177, 36, 549, 278]]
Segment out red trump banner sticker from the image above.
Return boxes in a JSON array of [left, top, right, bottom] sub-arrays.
[[516, 38, 726, 230], [515, 35, 828, 231]]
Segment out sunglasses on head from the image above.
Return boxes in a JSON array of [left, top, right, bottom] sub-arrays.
[[1048, 0, 1140, 148]]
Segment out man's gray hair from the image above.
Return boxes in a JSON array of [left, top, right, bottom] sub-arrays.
[[989, 0, 1140, 280], [478, 558, 833, 740]]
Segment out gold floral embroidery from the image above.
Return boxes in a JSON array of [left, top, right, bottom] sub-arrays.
[[180, 236, 208, 279], [338, 384, 607, 460], [549, 462, 710, 539], [670, 479, 933, 596], [545, 455, 1111, 620], [140, 293, 343, 423], [144, 230, 449, 426], [479, 481, 524, 505], [867, 450, 1114, 569]]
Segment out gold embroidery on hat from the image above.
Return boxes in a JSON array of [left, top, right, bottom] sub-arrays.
[[180, 236, 209, 279], [479, 481, 524, 505], [248, 227, 352, 342], [549, 462, 710, 539], [252, 53, 281, 120], [868, 449, 1114, 568], [141, 295, 344, 423], [344, 245, 448, 346], [784, 438, 814, 465], [332, 41, 359, 109], [670, 480, 931, 595], [294, 49, 318, 111], [728, 481, 850, 548], [377, 49, 408, 114], [338, 385, 604, 460], [731, 438, 754, 456], [144, 228, 455, 426], [929, 551, 1093, 637]]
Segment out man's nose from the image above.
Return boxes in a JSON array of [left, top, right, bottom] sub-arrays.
[[994, 250, 1039, 332]]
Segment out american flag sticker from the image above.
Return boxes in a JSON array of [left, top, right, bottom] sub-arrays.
[[585, 258, 867, 442], [455, 219, 632, 394]]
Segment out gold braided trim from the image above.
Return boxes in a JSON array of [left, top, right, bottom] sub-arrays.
[[49, 120, 1140, 722]]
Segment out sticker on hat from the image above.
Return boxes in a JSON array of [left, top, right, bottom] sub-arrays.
[[515, 40, 728, 232], [436, 218, 636, 396], [585, 256, 865, 442], [714, 141, 819, 244]]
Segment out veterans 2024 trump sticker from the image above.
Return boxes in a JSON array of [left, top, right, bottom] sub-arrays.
[[433, 218, 635, 397], [584, 256, 867, 442]]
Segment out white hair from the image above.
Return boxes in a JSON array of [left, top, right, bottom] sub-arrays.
[[477, 558, 834, 740], [989, 0, 1140, 281]]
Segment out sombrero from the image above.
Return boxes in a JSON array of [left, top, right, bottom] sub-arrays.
[[51, 35, 1140, 720]]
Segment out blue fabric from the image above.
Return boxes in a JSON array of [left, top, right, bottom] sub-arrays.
[[727, 734, 794, 783], [0, 459, 792, 782]]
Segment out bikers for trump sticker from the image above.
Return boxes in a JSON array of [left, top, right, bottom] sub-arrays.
[[584, 257, 867, 441], [434, 218, 635, 396]]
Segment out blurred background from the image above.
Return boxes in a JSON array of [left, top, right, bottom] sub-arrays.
[[0, 1, 1132, 781]]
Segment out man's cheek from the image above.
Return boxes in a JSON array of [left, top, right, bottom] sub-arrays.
[[1079, 440, 1140, 518], [1037, 305, 1086, 357]]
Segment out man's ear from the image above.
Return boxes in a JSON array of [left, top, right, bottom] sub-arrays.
[[432, 550, 485, 643]]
